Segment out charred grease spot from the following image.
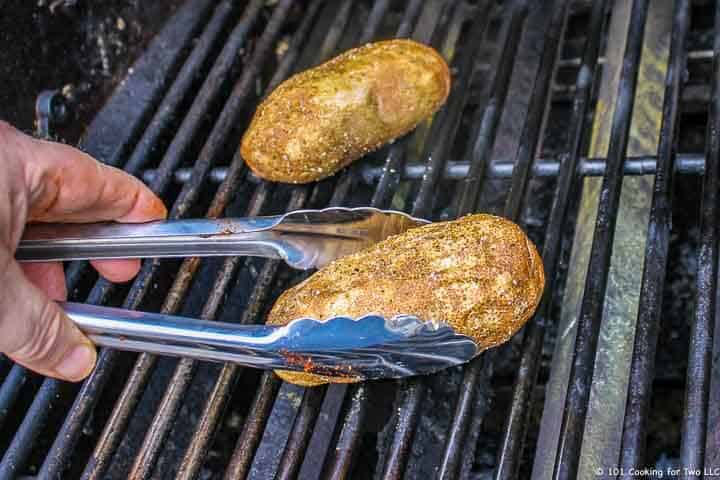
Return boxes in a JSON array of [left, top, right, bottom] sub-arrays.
[[279, 349, 363, 381]]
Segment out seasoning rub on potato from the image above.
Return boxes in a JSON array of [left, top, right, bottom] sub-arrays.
[[267, 214, 545, 386], [241, 39, 450, 183]]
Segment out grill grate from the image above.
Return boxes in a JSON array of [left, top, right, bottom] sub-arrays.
[[1, 0, 719, 478]]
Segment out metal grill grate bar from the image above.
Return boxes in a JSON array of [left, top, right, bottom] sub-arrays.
[[0, 0, 224, 444], [142, 153, 709, 186], [0, 366, 25, 431], [220, 2, 448, 478], [274, 387, 326, 480], [379, 3, 495, 477], [438, 0, 533, 477], [222, 373, 282, 479], [302, 2, 468, 477], [619, 0, 690, 470], [81, 2, 297, 478], [40, 1, 279, 478], [170, 5, 326, 478], [552, 1, 650, 477], [411, 3, 483, 219], [38, 3, 242, 473], [681, 0, 720, 473], [494, 0, 607, 477]]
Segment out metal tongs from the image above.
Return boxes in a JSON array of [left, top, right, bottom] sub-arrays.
[[18, 208, 479, 381]]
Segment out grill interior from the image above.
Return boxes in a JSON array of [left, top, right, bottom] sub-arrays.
[[1, 0, 718, 478]]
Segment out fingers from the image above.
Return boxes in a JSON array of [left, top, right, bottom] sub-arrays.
[[0, 122, 167, 223], [90, 259, 142, 283], [21, 262, 67, 300], [25, 139, 167, 223], [0, 252, 96, 381], [0, 121, 165, 285]]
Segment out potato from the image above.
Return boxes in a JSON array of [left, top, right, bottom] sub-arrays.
[[240, 39, 450, 184], [267, 214, 545, 386]]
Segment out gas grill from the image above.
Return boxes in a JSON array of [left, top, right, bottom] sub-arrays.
[[1, 0, 718, 478]]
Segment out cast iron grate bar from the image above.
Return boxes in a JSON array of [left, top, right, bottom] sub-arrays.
[[681, 0, 720, 473], [619, 0, 690, 470], [274, 387, 326, 480], [321, 384, 368, 479], [79, 0, 217, 169], [132, 5, 321, 480], [121, 0, 243, 177], [378, 3, 494, 478], [76, 2, 296, 478], [552, 0, 649, 478], [455, 0, 529, 217], [315, 2, 436, 470], [223, 371, 281, 479], [448, 0, 570, 475], [38, 3, 243, 473], [495, 0, 608, 477], [257, 2, 403, 477], [54, 1, 277, 477], [0, 367, 26, 431], [109, 1, 360, 477], [437, 0, 533, 478], [205, 3, 367, 477]]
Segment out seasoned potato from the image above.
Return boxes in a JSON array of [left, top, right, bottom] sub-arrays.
[[267, 214, 545, 386], [241, 39, 450, 183]]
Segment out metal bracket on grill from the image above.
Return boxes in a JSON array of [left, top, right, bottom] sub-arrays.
[[34, 90, 68, 139]]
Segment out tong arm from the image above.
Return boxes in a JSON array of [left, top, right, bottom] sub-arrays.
[[63, 302, 478, 381]]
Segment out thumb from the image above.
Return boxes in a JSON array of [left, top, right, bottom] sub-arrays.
[[0, 252, 96, 381]]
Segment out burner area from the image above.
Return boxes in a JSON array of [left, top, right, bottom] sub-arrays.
[[0, 1, 718, 479]]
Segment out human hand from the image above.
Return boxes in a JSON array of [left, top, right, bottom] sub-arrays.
[[0, 121, 167, 381]]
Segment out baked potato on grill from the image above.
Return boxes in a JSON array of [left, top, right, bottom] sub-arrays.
[[240, 39, 450, 183], [267, 214, 545, 386]]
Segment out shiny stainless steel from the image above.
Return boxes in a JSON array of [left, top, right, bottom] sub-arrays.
[[64, 302, 479, 381], [17, 207, 428, 269]]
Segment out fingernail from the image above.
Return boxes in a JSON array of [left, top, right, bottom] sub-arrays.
[[55, 344, 96, 381]]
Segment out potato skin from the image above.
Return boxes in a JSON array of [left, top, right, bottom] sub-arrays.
[[240, 39, 450, 184], [268, 214, 545, 386]]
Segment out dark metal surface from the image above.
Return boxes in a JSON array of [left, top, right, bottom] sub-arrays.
[[81, 0, 217, 167], [681, 0, 720, 475], [0, 1, 278, 479], [56, 2, 277, 478], [113, 2, 294, 478], [274, 387, 325, 480], [619, 0, 690, 471], [494, 0, 596, 477], [378, 3, 492, 477], [438, 0, 532, 477], [552, 1, 649, 478]]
